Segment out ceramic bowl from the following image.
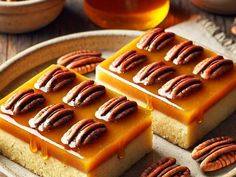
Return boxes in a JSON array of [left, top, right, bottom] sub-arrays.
[[0, 0, 65, 33], [191, 0, 236, 14]]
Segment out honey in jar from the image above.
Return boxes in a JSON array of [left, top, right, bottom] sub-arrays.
[[84, 0, 170, 30]]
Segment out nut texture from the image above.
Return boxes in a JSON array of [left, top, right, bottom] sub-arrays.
[[193, 55, 233, 79], [29, 104, 74, 132], [34, 67, 76, 93], [136, 28, 175, 52], [63, 80, 106, 107], [158, 75, 202, 99], [133, 62, 175, 85], [61, 119, 107, 148], [140, 157, 191, 177], [165, 41, 203, 65], [1, 89, 45, 115], [192, 136, 236, 172], [110, 50, 147, 73], [95, 96, 138, 122], [57, 50, 104, 75]]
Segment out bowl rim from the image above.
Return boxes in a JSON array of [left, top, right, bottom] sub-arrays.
[[0, 0, 62, 7]]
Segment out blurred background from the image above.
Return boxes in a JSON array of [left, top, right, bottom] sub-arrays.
[[0, 0, 235, 64]]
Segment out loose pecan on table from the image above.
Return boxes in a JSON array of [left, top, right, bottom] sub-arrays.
[[57, 50, 104, 75], [158, 75, 202, 99], [192, 136, 236, 172], [140, 157, 191, 177], [29, 104, 74, 132], [133, 61, 175, 85], [193, 55, 234, 79], [1, 89, 45, 115], [165, 41, 203, 65], [63, 80, 105, 107], [34, 67, 76, 92], [136, 28, 175, 52], [110, 50, 147, 73], [95, 96, 137, 122], [61, 118, 107, 148]]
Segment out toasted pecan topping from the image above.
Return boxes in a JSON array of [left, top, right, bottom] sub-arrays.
[[95, 96, 137, 122], [61, 119, 107, 148], [158, 75, 202, 99], [63, 80, 106, 107], [165, 41, 203, 65], [140, 157, 190, 177], [193, 55, 233, 79], [1, 89, 45, 115], [29, 104, 74, 132], [137, 28, 175, 52], [57, 50, 104, 75], [133, 62, 175, 85], [34, 67, 76, 92], [192, 136, 236, 172], [110, 50, 147, 73]]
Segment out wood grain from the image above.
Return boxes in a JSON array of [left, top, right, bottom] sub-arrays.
[[0, 0, 235, 65]]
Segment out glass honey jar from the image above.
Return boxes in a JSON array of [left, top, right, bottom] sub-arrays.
[[84, 0, 170, 30]]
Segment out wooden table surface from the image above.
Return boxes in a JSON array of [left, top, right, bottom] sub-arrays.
[[0, 0, 235, 65]]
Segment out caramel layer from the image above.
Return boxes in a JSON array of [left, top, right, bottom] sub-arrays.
[[97, 34, 236, 125], [0, 65, 152, 172]]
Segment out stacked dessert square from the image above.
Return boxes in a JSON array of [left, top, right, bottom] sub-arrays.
[[0, 65, 152, 177], [96, 28, 236, 149]]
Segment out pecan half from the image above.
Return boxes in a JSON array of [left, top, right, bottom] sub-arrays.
[[34, 67, 76, 92], [110, 50, 147, 73], [133, 62, 175, 85], [61, 119, 107, 148], [192, 136, 236, 172], [140, 157, 190, 177], [95, 96, 137, 122], [165, 41, 203, 65], [137, 28, 175, 52], [158, 75, 202, 99], [1, 89, 45, 115], [29, 104, 74, 132], [63, 80, 106, 107], [57, 50, 104, 75], [193, 55, 233, 79]]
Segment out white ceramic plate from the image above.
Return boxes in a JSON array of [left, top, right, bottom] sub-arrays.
[[0, 30, 235, 177]]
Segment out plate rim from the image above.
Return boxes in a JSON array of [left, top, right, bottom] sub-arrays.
[[0, 30, 142, 74], [0, 30, 143, 93]]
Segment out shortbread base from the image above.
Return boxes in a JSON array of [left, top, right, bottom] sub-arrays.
[[152, 88, 236, 149], [0, 127, 152, 177]]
